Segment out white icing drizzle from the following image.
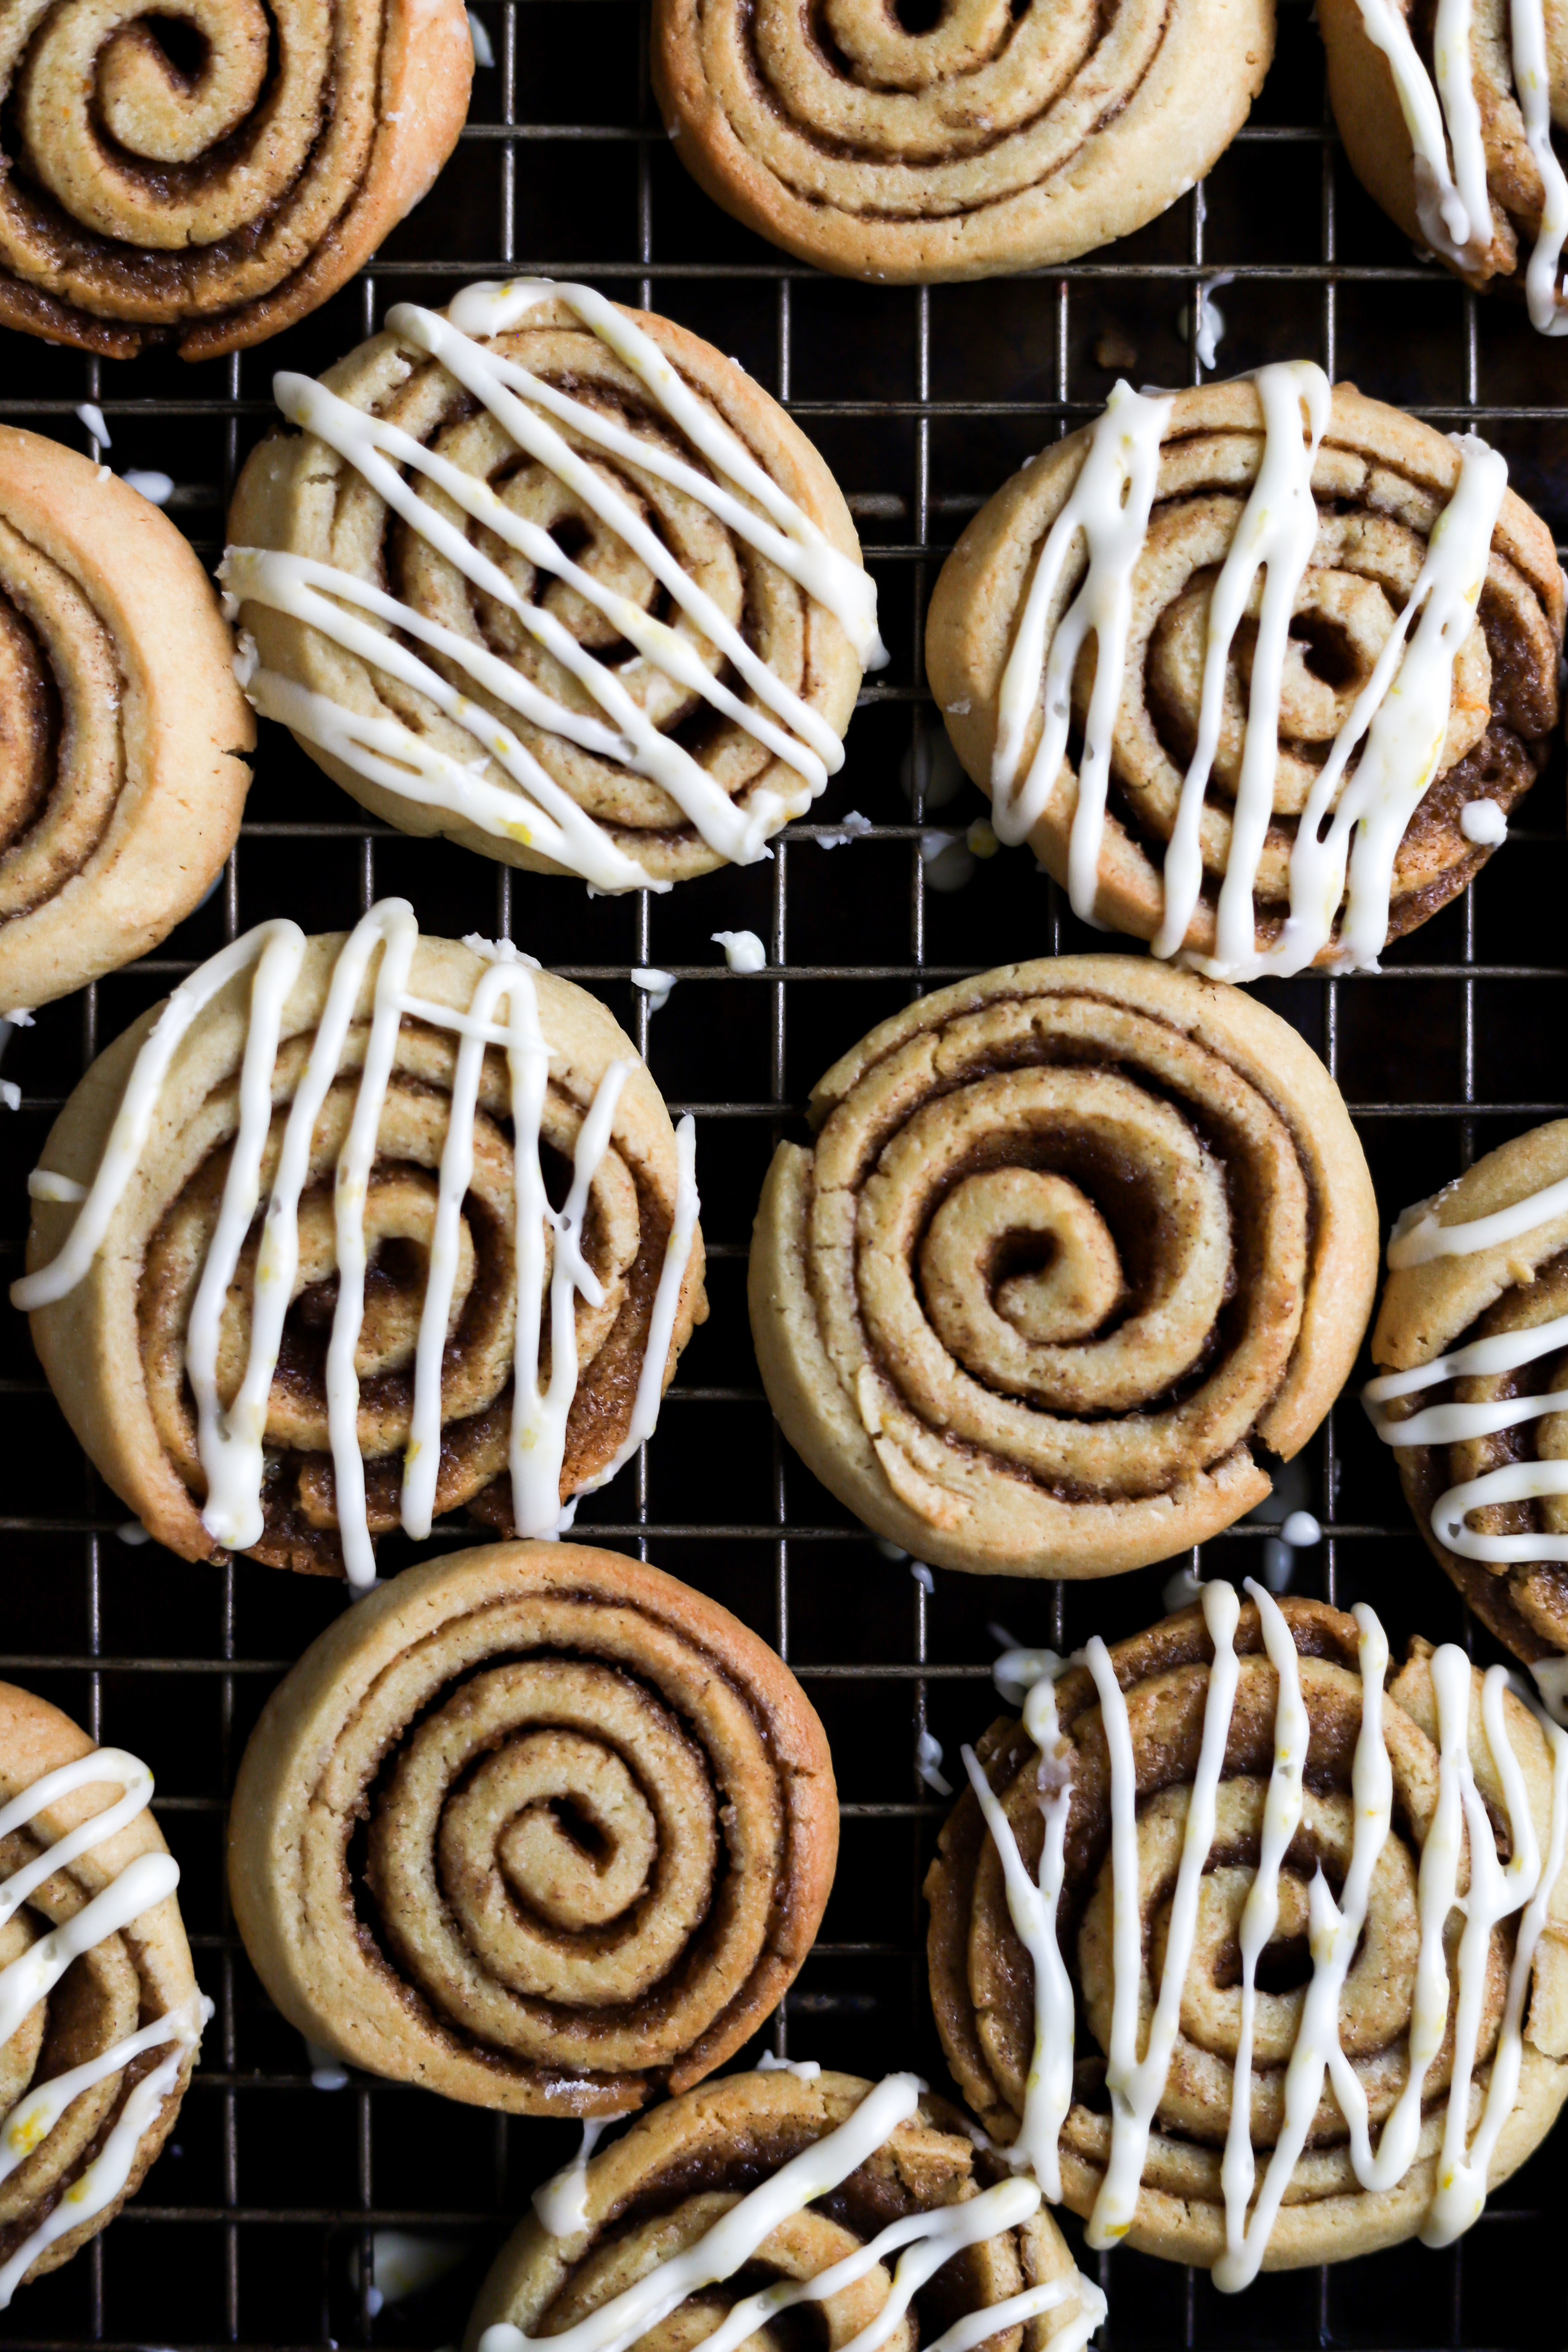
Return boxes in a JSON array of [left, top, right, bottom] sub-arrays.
[[712, 929, 767, 974], [11, 902, 700, 1592], [1386, 1163, 1568, 1270], [974, 1592, 1563, 2289], [533, 2118, 612, 2235], [480, 2073, 1105, 2352], [0, 1746, 210, 2309], [1351, 0, 1568, 334], [755, 2051, 822, 2078], [226, 278, 884, 891], [990, 366, 1508, 976], [989, 379, 1173, 921], [1460, 797, 1507, 844]]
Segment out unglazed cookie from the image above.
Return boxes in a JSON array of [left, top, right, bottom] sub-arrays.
[[0, 0, 473, 358], [928, 1590, 1568, 2278], [1320, 0, 1568, 329], [16, 904, 705, 1586], [0, 1683, 207, 2305], [651, 0, 1274, 282], [224, 278, 882, 888], [229, 1543, 838, 2113], [748, 956, 1377, 1578], [928, 367, 1563, 976], [467, 2068, 1103, 2350], [0, 428, 253, 1011], [1367, 1120, 1568, 1684]]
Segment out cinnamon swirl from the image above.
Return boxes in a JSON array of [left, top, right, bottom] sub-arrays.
[[0, 0, 473, 358], [228, 1542, 837, 2113], [1368, 1121, 1568, 1694], [0, 1683, 208, 2304], [650, 0, 1274, 282], [0, 427, 253, 1011], [927, 368, 1563, 974], [15, 904, 705, 1587], [748, 956, 1377, 1578], [926, 1588, 1568, 2277], [466, 2068, 1103, 2351], [1320, 0, 1568, 329], [224, 279, 882, 889]]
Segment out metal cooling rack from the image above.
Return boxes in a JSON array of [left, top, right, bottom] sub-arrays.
[[0, 1, 1565, 2347]]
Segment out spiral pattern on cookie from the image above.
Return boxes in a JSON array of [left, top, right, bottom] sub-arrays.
[[651, 0, 1274, 281], [466, 2067, 1094, 2351], [0, 0, 472, 357], [927, 380, 1563, 964], [21, 930, 704, 1578], [0, 1685, 202, 2300], [0, 428, 253, 1011], [926, 1598, 1568, 2270], [749, 957, 1376, 1578], [228, 1544, 839, 2113]]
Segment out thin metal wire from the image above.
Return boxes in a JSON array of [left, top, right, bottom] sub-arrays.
[[0, 2, 1562, 2348]]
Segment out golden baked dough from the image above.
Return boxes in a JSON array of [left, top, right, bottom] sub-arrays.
[[651, 0, 1275, 282], [748, 957, 1376, 1577], [0, 427, 253, 1011], [229, 1543, 838, 2113], [0, 0, 473, 357], [927, 377, 1563, 965]]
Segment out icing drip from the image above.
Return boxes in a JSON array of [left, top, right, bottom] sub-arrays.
[[972, 1593, 1564, 2286], [481, 2074, 1105, 2352], [11, 902, 700, 1591], [533, 2118, 612, 2236], [226, 279, 885, 890], [991, 365, 1508, 976], [0, 1747, 210, 2309], [1350, 0, 1568, 334], [1366, 1161, 1568, 1561]]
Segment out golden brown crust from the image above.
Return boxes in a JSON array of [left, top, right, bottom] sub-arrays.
[[0, 427, 253, 1010], [748, 955, 1377, 1577], [0, 1680, 200, 2291], [925, 1599, 1568, 2269], [228, 1542, 839, 2113], [1372, 1118, 1568, 1665], [24, 931, 706, 1577], [650, 0, 1274, 282], [0, 0, 473, 358], [226, 292, 867, 881], [926, 379, 1564, 961], [464, 2067, 1093, 2352]]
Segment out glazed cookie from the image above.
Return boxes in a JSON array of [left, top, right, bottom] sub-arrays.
[[0, 0, 473, 358], [1368, 1120, 1568, 1692], [927, 366, 1563, 975], [927, 1588, 1568, 2278], [0, 428, 253, 1011], [1320, 0, 1568, 329], [229, 1543, 838, 2113], [224, 279, 883, 888], [466, 2067, 1103, 2348], [748, 956, 1377, 1578], [0, 1684, 207, 2306], [650, 0, 1275, 283], [15, 902, 705, 1586]]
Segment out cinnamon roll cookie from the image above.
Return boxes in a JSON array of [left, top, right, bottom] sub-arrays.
[[15, 903, 705, 1587], [1367, 1121, 1568, 1699], [927, 1588, 1568, 2277], [0, 1683, 208, 2305], [0, 428, 253, 1011], [651, 0, 1274, 283], [0, 0, 473, 358], [749, 957, 1376, 1578], [927, 367, 1563, 975], [466, 2067, 1103, 2349], [224, 280, 883, 888], [1320, 0, 1568, 327], [229, 1542, 837, 2113]]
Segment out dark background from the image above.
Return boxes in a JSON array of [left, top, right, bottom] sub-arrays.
[[0, 0, 1564, 2346]]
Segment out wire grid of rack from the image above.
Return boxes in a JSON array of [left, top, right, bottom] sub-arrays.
[[1, 0, 1566, 2346]]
